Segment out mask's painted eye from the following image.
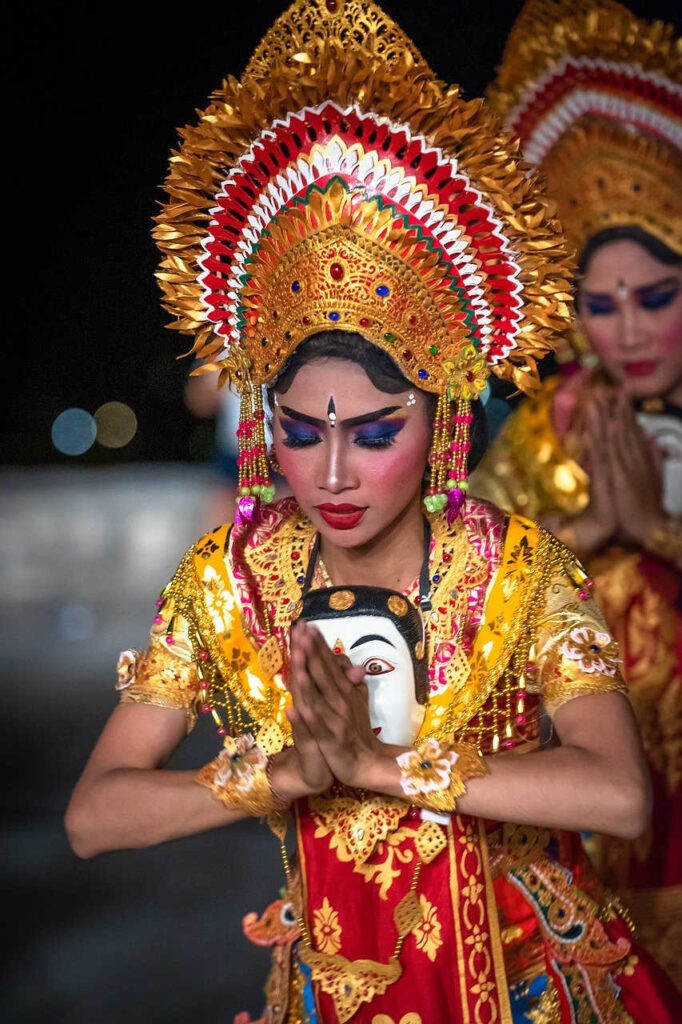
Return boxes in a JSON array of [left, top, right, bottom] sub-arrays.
[[281, 902, 296, 926], [363, 657, 395, 676]]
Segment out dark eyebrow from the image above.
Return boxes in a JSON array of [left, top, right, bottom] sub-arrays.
[[635, 276, 680, 296], [582, 276, 680, 301], [279, 405, 401, 428], [343, 406, 401, 427], [280, 406, 324, 427], [350, 633, 396, 650]]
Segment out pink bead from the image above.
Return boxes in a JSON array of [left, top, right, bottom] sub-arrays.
[[198, 649, 209, 661], [577, 590, 588, 601], [155, 598, 164, 608], [407, 807, 420, 821], [165, 635, 175, 645], [515, 713, 527, 726], [515, 689, 526, 700], [154, 615, 163, 624], [502, 739, 516, 749], [585, 577, 595, 590], [217, 726, 227, 736], [201, 703, 212, 714], [526, 661, 536, 674]]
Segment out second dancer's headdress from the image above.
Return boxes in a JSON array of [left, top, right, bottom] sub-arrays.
[[488, 0, 682, 261], [154, 0, 573, 517]]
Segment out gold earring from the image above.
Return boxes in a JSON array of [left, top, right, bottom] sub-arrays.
[[268, 445, 284, 476]]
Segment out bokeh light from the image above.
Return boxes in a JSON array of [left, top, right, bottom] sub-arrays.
[[51, 408, 97, 456], [94, 401, 138, 449]]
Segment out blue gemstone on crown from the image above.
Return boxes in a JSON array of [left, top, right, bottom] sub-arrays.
[[376, 285, 390, 297], [291, 281, 300, 292], [328, 311, 340, 321]]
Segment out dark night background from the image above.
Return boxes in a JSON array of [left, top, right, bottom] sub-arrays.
[[3, 3, 680, 1023], [6, 0, 677, 468]]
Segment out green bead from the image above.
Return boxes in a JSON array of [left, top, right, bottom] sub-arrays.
[[423, 493, 447, 513], [384, 332, 394, 342], [429, 345, 438, 354], [252, 483, 263, 495], [239, 486, 250, 496], [446, 479, 458, 490], [261, 485, 276, 503]]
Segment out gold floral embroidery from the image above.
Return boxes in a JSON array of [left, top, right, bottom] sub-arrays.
[[312, 897, 342, 955], [298, 947, 401, 1024], [202, 566, 236, 635], [372, 1015, 422, 1024], [118, 636, 199, 729], [309, 791, 408, 867], [412, 896, 442, 962]]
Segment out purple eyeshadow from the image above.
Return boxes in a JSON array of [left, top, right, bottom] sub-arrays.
[[353, 418, 405, 441]]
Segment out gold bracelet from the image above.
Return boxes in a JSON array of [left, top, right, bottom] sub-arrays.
[[396, 738, 489, 813], [197, 732, 289, 816]]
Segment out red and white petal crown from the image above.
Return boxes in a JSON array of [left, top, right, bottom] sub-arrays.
[[488, 0, 682, 256], [154, 0, 573, 394]]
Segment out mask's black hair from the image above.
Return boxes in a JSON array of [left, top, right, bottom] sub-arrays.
[[297, 584, 428, 704]]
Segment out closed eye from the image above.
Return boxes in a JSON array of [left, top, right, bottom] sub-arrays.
[[280, 419, 321, 448], [583, 295, 616, 316], [353, 419, 405, 449], [638, 287, 679, 311], [362, 657, 395, 676]]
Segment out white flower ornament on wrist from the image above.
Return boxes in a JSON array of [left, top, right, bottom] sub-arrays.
[[397, 737, 489, 813], [197, 732, 289, 817]]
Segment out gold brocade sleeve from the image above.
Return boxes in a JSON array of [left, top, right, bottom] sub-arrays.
[[118, 599, 200, 731], [529, 562, 627, 718], [469, 376, 589, 521]]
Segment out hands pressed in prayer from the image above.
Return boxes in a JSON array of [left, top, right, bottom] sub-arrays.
[[553, 389, 666, 560], [605, 392, 667, 550], [286, 620, 388, 791]]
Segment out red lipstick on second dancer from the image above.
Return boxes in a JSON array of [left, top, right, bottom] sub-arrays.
[[315, 503, 368, 530], [623, 360, 658, 377]]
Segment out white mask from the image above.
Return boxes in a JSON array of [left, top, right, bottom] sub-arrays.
[[307, 614, 425, 745]]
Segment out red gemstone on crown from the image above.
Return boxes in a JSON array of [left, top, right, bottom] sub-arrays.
[[325, 0, 338, 11], [330, 262, 344, 281], [360, 317, 370, 327]]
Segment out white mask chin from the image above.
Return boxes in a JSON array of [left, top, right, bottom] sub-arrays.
[[307, 614, 425, 745]]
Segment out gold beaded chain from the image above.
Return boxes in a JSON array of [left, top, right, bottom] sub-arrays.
[[445, 531, 593, 754], [155, 553, 251, 740]]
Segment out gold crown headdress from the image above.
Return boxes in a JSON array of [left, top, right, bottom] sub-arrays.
[[154, 0, 572, 518], [488, 0, 682, 259]]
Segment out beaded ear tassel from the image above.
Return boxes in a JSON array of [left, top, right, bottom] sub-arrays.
[[236, 377, 275, 520], [423, 394, 472, 523]]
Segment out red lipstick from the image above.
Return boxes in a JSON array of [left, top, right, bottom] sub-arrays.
[[623, 360, 657, 377], [315, 503, 368, 530]]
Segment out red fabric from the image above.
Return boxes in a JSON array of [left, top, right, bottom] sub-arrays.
[[297, 804, 508, 1024], [611, 918, 682, 1022]]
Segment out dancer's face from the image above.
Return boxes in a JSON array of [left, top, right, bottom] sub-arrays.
[[578, 239, 682, 401], [272, 358, 432, 548]]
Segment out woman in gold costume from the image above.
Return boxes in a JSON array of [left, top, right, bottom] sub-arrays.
[[472, 0, 682, 989], [66, 1, 681, 1020]]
